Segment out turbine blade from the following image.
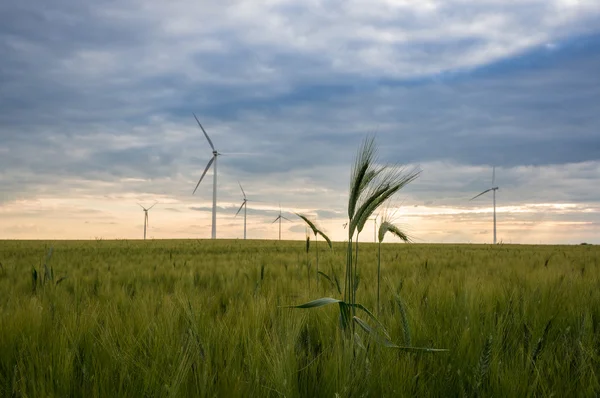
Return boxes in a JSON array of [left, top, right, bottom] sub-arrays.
[[193, 113, 215, 151], [219, 152, 261, 156], [281, 216, 291, 221], [148, 201, 158, 210], [193, 156, 215, 194], [238, 181, 246, 198], [235, 201, 245, 217], [137, 203, 145, 210], [272, 216, 281, 224], [470, 188, 493, 201]]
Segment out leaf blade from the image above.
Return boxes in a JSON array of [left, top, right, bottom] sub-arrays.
[[282, 297, 343, 309], [353, 316, 449, 353]]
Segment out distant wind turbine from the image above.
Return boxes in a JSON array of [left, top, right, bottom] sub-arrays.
[[272, 205, 291, 241], [470, 166, 499, 244], [138, 202, 157, 240], [235, 181, 248, 240], [369, 215, 378, 242], [191, 113, 221, 240]]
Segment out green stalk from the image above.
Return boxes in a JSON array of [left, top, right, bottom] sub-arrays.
[[353, 233, 359, 315], [344, 231, 353, 308], [307, 259, 310, 291], [315, 234, 319, 287], [306, 235, 310, 292], [344, 235, 351, 302], [377, 240, 382, 316], [342, 231, 354, 335]]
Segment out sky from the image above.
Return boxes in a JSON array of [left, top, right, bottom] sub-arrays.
[[1, 0, 600, 244]]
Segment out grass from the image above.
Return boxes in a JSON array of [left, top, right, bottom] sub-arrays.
[[0, 239, 599, 397]]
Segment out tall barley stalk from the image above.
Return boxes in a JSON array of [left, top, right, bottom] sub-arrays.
[[345, 136, 421, 319], [305, 234, 311, 291], [287, 136, 448, 356]]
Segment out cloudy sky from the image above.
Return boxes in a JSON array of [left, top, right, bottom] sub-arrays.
[[1, 0, 600, 244]]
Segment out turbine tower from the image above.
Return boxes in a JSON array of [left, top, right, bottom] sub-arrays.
[[369, 215, 378, 242], [138, 202, 157, 240], [235, 181, 248, 240], [470, 166, 499, 244], [192, 113, 220, 239], [272, 205, 291, 241]]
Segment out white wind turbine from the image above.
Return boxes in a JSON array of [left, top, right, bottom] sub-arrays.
[[235, 181, 248, 240], [470, 166, 499, 244], [272, 205, 291, 241], [138, 202, 157, 240], [369, 215, 378, 242], [192, 113, 220, 240]]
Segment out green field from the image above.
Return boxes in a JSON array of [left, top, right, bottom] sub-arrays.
[[0, 240, 599, 397]]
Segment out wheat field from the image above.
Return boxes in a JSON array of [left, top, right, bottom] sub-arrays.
[[0, 239, 598, 397]]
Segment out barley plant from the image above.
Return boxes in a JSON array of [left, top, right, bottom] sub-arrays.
[[296, 213, 332, 287], [377, 211, 412, 315], [289, 136, 444, 355], [345, 136, 421, 314]]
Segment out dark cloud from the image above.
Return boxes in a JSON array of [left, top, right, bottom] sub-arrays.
[[2, 10, 600, 185]]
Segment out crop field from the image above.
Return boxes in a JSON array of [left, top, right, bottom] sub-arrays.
[[0, 239, 599, 397]]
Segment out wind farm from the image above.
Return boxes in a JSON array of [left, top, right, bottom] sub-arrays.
[[108, 119, 576, 245], [2, 2, 599, 396]]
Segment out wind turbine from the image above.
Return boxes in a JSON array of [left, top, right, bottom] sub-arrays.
[[235, 181, 248, 240], [470, 166, 499, 244], [272, 205, 291, 241], [369, 215, 378, 242], [192, 113, 220, 240], [138, 202, 157, 240]]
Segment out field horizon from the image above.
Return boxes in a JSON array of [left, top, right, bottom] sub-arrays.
[[1, 238, 594, 246]]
